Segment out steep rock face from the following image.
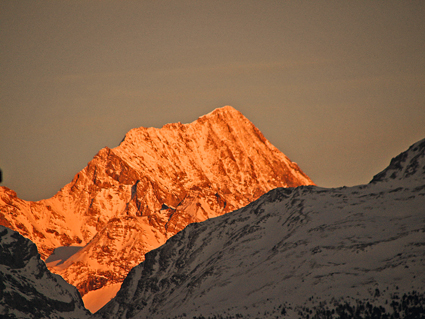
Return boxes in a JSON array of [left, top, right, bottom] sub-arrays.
[[94, 138, 425, 319], [0, 106, 314, 306], [0, 225, 90, 318]]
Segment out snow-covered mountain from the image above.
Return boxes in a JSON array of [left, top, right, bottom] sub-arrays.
[[0, 106, 314, 311], [0, 225, 91, 319], [94, 138, 425, 319]]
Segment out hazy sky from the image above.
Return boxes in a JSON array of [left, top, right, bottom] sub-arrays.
[[1, 1, 424, 201]]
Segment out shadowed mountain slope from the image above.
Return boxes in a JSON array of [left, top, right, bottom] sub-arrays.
[[0, 225, 91, 318], [94, 138, 425, 319]]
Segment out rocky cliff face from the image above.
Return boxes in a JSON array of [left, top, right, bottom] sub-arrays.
[[0, 106, 314, 309], [0, 225, 91, 318], [94, 138, 425, 319]]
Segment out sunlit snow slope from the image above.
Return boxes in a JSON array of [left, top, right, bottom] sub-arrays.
[[0, 106, 314, 309], [94, 138, 425, 319]]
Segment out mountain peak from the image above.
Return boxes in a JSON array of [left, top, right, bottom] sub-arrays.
[[203, 105, 241, 117], [0, 106, 314, 311], [120, 106, 245, 147], [198, 105, 247, 125], [371, 138, 425, 185], [194, 105, 252, 130]]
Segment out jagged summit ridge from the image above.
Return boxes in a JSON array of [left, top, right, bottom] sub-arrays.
[[0, 105, 314, 311], [119, 105, 264, 156], [120, 106, 242, 143]]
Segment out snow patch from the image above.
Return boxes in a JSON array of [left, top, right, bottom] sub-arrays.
[[83, 283, 122, 314]]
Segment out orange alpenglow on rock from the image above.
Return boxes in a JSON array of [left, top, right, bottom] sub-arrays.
[[0, 106, 314, 312]]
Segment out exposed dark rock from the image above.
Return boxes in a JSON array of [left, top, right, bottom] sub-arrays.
[[0, 225, 90, 318]]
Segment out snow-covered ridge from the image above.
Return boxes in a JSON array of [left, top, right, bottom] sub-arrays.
[[371, 137, 425, 185], [94, 137, 425, 319]]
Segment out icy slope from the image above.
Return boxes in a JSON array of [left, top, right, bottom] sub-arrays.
[[94, 138, 425, 319], [0, 106, 314, 304], [0, 225, 90, 319]]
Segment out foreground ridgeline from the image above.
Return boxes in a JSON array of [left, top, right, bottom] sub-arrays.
[[94, 138, 425, 319], [0, 226, 91, 318], [0, 106, 314, 311]]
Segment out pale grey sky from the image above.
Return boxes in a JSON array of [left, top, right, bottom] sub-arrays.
[[1, 1, 424, 201]]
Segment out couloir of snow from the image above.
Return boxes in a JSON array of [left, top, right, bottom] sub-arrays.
[[82, 283, 122, 313], [94, 138, 425, 319]]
